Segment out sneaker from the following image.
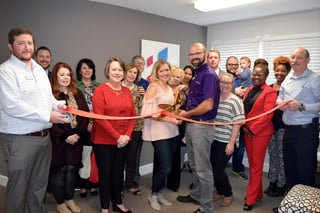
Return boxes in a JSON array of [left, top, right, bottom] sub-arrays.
[[232, 170, 248, 180], [148, 194, 161, 211], [158, 193, 172, 206]]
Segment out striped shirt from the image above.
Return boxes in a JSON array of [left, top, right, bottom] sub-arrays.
[[214, 94, 245, 144]]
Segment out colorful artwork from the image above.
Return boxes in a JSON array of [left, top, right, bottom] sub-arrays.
[[141, 39, 180, 82]]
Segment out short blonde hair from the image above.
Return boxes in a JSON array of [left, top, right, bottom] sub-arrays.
[[219, 73, 234, 84], [169, 65, 184, 85], [150, 60, 171, 83]]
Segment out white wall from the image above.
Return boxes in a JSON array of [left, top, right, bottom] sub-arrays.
[[207, 9, 320, 47]]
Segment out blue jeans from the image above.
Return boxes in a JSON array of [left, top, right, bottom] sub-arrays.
[[232, 131, 245, 172], [151, 136, 178, 194], [186, 122, 215, 213]]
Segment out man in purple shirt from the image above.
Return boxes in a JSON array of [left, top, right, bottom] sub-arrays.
[[177, 43, 220, 213]]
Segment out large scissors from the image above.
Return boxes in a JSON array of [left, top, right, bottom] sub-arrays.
[[157, 90, 183, 118]]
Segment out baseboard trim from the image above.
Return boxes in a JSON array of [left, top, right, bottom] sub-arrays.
[[0, 175, 8, 187], [139, 163, 153, 176]]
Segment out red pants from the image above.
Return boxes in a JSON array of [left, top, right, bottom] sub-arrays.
[[244, 134, 272, 204]]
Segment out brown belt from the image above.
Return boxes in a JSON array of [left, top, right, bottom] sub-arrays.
[[25, 129, 49, 137]]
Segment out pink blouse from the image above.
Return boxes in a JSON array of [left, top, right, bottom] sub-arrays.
[[142, 83, 179, 141]]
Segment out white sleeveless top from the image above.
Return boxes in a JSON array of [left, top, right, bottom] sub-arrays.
[[142, 83, 179, 141]]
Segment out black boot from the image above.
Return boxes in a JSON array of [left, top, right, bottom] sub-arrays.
[[264, 181, 277, 196], [269, 185, 286, 197]]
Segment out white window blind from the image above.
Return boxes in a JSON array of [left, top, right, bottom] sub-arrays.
[[263, 33, 320, 84], [211, 39, 260, 72], [210, 32, 320, 85]]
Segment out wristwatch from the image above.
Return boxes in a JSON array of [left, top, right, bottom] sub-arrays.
[[298, 103, 304, 111]]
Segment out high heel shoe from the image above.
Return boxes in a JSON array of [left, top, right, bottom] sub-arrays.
[[243, 202, 253, 211], [79, 189, 87, 198], [112, 204, 132, 213]]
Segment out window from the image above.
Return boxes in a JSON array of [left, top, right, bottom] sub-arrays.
[[211, 32, 320, 85]]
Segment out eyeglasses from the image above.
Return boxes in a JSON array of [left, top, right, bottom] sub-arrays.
[[135, 62, 145, 66], [188, 51, 205, 57], [220, 81, 233, 85], [227, 63, 239, 66]]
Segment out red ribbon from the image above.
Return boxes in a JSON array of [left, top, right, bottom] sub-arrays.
[[65, 100, 291, 126]]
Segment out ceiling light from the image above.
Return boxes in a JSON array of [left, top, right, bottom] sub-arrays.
[[194, 0, 263, 12]]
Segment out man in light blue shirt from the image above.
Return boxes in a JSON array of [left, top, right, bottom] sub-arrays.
[[277, 47, 320, 191]]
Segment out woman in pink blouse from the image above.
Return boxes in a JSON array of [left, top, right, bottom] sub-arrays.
[[142, 59, 182, 211]]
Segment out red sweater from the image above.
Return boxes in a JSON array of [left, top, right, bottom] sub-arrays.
[[91, 83, 136, 145]]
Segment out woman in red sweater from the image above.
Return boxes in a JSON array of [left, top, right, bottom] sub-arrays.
[[91, 57, 136, 213]]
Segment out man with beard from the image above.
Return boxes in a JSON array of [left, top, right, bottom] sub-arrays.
[[177, 43, 220, 213], [0, 27, 68, 213], [34, 46, 52, 79], [225, 56, 249, 181]]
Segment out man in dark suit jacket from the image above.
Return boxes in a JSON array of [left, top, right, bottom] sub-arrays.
[[207, 49, 225, 77], [34, 46, 52, 79]]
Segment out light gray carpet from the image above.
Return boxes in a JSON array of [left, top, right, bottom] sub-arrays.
[[40, 166, 283, 213]]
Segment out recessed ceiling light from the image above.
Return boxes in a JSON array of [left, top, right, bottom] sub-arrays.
[[194, 0, 263, 12]]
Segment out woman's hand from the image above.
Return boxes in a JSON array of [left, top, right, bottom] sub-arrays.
[[87, 123, 93, 133], [117, 135, 130, 148], [66, 134, 80, 145], [242, 126, 255, 137], [225, 143, 234, 156]]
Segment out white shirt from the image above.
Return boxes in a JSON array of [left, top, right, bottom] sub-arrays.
[[0, 55, 61, 134]]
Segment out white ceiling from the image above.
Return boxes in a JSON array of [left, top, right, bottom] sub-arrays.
[[89, 0, 320, 26]]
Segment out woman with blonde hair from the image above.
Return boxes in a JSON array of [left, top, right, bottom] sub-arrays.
[[142, 59, 182, 211]]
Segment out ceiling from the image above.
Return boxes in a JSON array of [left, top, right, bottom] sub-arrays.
[[89, 0, 320, 26]]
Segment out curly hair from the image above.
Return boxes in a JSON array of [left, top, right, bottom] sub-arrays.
[[273, 56, 291, 72]]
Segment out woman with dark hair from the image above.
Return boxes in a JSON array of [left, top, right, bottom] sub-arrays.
[[242, 64, 277, 211], [49, 62, 90, 213], [264, 56, 291, 197], [91, 57, 136, 213], [122, 63, 144, 195], [254, 58, 269, 68], [75, 58, 100, 197], [180, 65, 194, 172]]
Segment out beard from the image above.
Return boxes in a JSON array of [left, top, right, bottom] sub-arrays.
[[191, 57, 205, 68], [226, 69, 236, 77], [13, 50, 33, 62]]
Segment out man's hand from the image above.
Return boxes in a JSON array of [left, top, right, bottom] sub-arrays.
[[57, 103, 66, 113], [50, 111, 68, 124], [179, 110, 188, 118]]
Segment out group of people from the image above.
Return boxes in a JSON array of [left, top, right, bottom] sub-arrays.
[[0, 27, 319, 213]]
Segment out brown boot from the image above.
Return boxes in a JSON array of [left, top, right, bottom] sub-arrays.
[[66, 199, 81, 212], [57, 203, 72, 213], [220, 196, 233, 207]]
